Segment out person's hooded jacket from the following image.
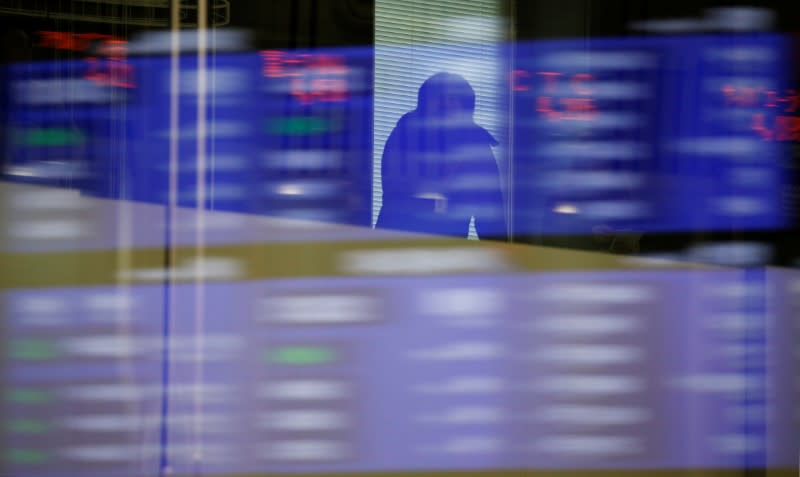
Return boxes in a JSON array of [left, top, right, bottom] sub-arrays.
[[376, 72, 507, 240]]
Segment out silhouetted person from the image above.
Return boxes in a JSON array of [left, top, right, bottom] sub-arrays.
[[376, 72, 507, 240]]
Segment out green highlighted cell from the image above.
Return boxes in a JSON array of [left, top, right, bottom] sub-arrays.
[[266, 346, 337, 365], [9, 339, 58, 361], [15, 128, 85, 147], [266, 117, 338, 135], [7, 419, 49, 434], [5, 448, 48, 464], [6, 389, 51, 404]]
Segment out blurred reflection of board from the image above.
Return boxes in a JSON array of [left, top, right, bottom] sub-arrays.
[[1, 251, 798, 475]]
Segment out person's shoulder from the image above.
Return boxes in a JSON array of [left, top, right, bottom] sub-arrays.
[[472, 125, 499, 147], [387, 112, 416, 137], [395, 111, 417, 127]]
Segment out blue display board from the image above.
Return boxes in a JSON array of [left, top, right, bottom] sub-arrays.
[[122, 52, 261, 214], [0, 35, 792, 236], [512, 34, 791, 235], [1, 47, 374, 228], [1, 59, 130, 191]]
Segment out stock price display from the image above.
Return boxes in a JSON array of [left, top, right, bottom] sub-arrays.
[[512, 34, 791, 236]]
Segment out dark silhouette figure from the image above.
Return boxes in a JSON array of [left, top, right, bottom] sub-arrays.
[[376, 72, 507, 240]]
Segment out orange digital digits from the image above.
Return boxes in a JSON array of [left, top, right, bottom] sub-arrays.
[[37, 31, 135, 89], [515, 69, 599, 122], [722, 84, 800, 142], [37, 31, 123, 53]]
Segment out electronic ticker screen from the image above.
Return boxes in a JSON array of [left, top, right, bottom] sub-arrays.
[[3, 34, 794, 240], [512, 34, 792, 236], [2, 44, 374, 228]]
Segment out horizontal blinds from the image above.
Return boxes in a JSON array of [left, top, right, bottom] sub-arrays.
[[374, 1, 505, 230]]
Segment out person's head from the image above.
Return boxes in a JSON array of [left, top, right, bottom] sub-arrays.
[[416, 72, 476, 122]]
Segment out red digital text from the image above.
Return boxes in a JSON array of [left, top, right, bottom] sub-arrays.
[[722, 84, 800, 141], [513, 70, 599, 122], [37, 31, 135, 89], [261, 50, 349, 105]]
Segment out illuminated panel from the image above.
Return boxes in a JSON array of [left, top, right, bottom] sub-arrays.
[[513, 41, 660, 236], [512, 34, 790, 236], [0, 57, 133, 205], [119, 52, 261, 211], [1, 286, 166, 477], [1, 43, 373, 229], [3, 268, 796, 477], [95, 47, 373, 226], [258, 47, 373, 226]]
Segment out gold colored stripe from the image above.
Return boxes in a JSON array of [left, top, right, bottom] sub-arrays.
[[1, 239, 705, 289]]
